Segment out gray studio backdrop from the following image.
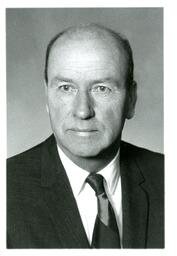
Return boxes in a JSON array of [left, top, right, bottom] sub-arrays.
[[7, 8, 163, 157]]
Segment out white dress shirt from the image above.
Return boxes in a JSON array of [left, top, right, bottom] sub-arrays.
[[57, 146, 122, 246]]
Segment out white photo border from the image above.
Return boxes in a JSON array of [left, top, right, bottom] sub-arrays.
[[1, 0, 177, 255]]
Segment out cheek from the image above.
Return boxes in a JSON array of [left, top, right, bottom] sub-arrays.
[[101, 102, 127, 134], [48, 95, 70, 125]]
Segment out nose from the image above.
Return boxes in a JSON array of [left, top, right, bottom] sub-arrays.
[[72, 91, 95, 119]]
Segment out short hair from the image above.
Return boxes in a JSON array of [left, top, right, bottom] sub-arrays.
[[44, 24, 134, 87]]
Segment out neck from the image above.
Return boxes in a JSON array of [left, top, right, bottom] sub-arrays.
[[58, 140, 120, 173]]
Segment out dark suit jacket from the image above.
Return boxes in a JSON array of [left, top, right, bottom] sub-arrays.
[[7, 134, 164, 248]]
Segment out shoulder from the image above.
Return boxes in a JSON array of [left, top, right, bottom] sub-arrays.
[[7, 141, 43, 180], [121, 141, 164, 184], [121, 141, 164, 160], [7, 135, 54, 180], [121, 141, 164, 166], [7, 135, 57, 210]]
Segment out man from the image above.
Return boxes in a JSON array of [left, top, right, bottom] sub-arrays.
[[7, 24, 164, 248]]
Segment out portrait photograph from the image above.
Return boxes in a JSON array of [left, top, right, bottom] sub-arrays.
[[1, 1, 177, 255], [6, 7, 164, 249]]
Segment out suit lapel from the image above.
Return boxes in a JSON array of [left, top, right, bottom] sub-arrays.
[[120, 142, 149, 248], [40, 135, 90, 248]]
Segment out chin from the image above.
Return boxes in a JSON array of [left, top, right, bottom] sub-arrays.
[[56, 134, 112, 158], [61, 142, 104, 158], [70, 147, 102, 158]]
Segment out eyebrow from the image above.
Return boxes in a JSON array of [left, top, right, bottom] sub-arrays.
[[53, 76, 119, 84], [52, 76, 74, 83], [90, 78, 118, 84]]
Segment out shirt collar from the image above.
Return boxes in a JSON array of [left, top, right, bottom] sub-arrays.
[[57, 146, 88, 197], [57, 145, 120, 197], [98, 149, 120, 195]]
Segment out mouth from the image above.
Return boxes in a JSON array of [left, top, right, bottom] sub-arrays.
[[68, 128, 98, 137]]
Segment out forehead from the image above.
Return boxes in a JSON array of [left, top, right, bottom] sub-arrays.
[[48, 33, 127, 81]]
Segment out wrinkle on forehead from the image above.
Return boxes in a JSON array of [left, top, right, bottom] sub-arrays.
[[50, 68, 122, 85], [49, 51, 126, 84]]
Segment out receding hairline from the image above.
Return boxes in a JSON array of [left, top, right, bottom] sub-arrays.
[[51, 24, 127, 46], [44, 24, 134, 85]]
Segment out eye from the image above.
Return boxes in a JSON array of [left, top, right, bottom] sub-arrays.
[[58, 84, 76, 92], [92, 85, 112, 94]]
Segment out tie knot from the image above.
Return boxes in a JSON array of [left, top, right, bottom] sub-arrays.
[[86, 173, 105, 196]]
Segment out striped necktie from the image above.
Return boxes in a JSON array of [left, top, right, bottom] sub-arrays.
[[86, 173, 121, 248]]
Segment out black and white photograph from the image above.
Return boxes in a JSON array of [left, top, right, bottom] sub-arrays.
[[0, 0, 177, 254], [0, 0, 176, 254], [6, 7, 164, 249]]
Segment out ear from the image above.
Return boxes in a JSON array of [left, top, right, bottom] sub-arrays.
[[126, 81, 137, 119], [44, 80, 49, 113]]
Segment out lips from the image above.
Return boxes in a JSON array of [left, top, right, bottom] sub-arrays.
[[70, 128, 97, 132], [67, 128, 98, 137]]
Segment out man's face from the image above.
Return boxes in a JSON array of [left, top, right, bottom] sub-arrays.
[[46, 36, 136, 158]]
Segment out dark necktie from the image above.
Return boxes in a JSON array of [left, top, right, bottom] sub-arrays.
[[86, 173, 121, 248]]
